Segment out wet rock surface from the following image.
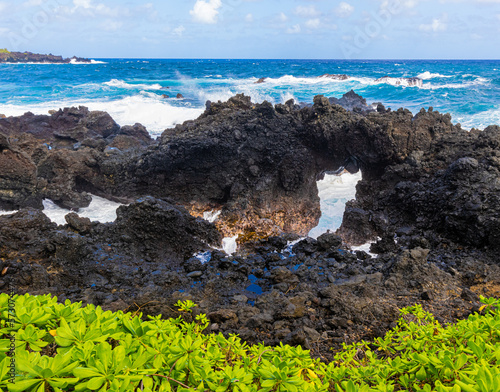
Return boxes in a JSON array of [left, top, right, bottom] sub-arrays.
[[1, 93, 500, 358]]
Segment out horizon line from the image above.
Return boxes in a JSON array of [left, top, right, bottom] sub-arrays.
[[89, 57, 500, 61]]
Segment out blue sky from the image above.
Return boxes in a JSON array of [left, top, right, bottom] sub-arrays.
[[0, 0, 499, 59]]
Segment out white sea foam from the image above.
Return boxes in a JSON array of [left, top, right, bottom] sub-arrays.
[[374, 76, 423, 88], [0, 95, 204, 136], [0, 210, 17, 216], [42, 195, 122, 225], [308, 171, 362, 239], [417, 71, 452, 80], [283, 237, 306, 256], [250, 74, 431, 89], [194, 251, 212, 264], [420, 77, 490, 90], [455, 106, 500, 130], [222, 235, 239, 255], [70, 59, 107, 65], [104, 79, 163, 90], [351, 239, 379, 258], [203, 210, 221, 223], [1, 60, 106, 65], [261, 74, 363, 86]]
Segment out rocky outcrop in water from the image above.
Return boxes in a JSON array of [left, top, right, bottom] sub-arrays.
[[375, 76, 423, 88], [318, 74, 350, 80], [0, 51, 90, 63]]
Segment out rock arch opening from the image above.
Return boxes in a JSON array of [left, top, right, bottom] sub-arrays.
[[308, 169, 362, 239]]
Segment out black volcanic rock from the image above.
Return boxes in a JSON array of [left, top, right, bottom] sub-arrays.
[[0, 132, 39, 209], [109, 197, 222, 261], [0, 50, 91, 63], [1, 92, 500, 358], [0, 92, 499, 252], [328, 90, 374, 113], [319, 74, 350, 80]]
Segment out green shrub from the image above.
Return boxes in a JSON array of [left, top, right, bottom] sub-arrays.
[[0, 293, 499, 391], [0, 49, 10, 54]]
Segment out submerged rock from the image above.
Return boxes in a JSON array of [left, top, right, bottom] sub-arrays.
[[318, 74, 349, 80], [375, 76, 423, 88]]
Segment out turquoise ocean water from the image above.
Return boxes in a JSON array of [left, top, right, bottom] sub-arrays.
[[1, 59, 499, 136]]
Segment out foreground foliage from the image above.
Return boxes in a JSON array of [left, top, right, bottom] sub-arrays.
[[0, 293, 499, 391]]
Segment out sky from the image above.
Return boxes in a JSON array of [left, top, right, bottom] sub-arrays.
[[0, 0, 499, 59]]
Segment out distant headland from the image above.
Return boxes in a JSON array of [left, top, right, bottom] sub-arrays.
[[0, 49, 91, 63]]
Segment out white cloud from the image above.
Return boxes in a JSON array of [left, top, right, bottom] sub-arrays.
[[173, 25, 185, 36], [22, 0, 43, 6], [0, 2, 6, 12], [294, 5, 320, 18], [74, 0, 91, 9], [335, 2, 354, 18], [402, 0, 419, 7], [471, 33, 482, 39], [380, 0, 419, 10], [245, 13, 253, 22], [0, 27, 10, 36], [419, 14, 448, 32], [102, 20, 122, 31], [278, 12, 288, 22], [287, 24, 301, 34], [70, 0, 127, 18], [305, 18, 321, 29], [190, 0, 222, 24]]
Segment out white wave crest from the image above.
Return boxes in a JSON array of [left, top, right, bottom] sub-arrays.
[[417, 71, 452, 80], [454, 106, 500, 130], [70, 59, 107, 65], [1, 60, 106, 65], [420, 77, 490, 90], [0, 94, 204, 136], [374, 76, 423, 88]]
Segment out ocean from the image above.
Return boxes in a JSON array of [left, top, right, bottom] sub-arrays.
[[1, 59, 499, 247], [1, 59, 499, 137]]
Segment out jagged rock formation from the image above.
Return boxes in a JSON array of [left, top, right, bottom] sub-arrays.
[[0, 92, 496, 250], [0, 107, 152, 209], [1, 92, 500, 357], [0, 51, 90, 63]]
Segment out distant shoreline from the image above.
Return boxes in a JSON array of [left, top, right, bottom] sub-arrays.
[[0, 50, 91, 64]]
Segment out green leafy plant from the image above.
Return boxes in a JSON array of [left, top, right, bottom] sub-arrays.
[[0, 293, 499, 391]]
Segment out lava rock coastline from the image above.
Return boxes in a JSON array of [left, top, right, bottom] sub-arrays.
[[1, 91, 499, 358], [0, 50, 91, 63]]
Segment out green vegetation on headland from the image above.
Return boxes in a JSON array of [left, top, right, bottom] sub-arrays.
[[1, 294, 499, 391], [0, 49, 10, 54]]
